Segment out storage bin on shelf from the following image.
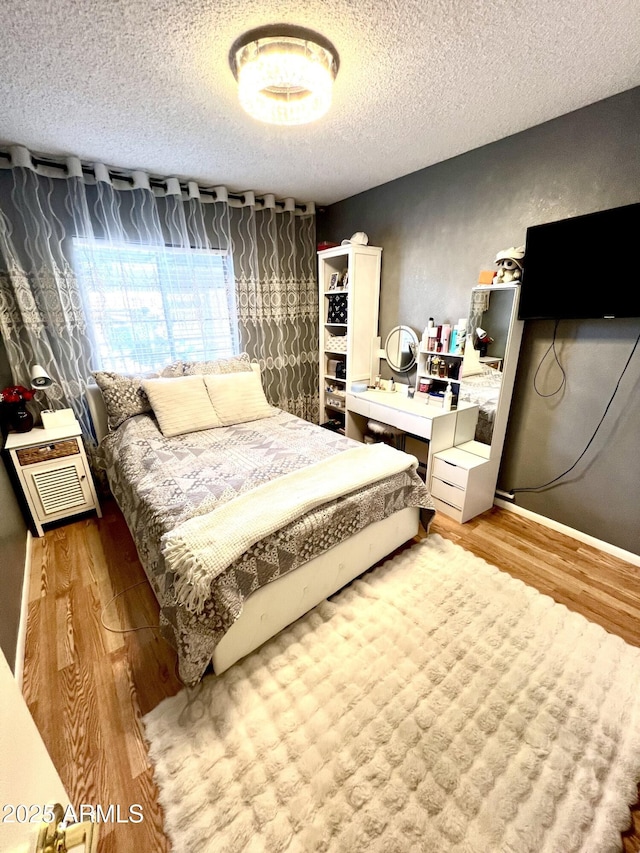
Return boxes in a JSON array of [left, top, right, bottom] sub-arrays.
[[326, 292, 348, 323], [325, 333, 348, 353], [325, 385, 346, 410]]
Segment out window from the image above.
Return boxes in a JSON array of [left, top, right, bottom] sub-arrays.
[[73, 239, 239, 373]]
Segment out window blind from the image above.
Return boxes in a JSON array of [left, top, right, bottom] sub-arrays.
[[73, 239, 238, 373]]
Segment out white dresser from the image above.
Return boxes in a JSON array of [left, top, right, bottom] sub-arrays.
[[429, 441, 497, 522]]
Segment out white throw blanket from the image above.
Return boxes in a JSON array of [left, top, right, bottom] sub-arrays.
[[162, 442, 418, 613]]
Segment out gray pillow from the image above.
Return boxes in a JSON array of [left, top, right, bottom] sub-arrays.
[[92, 370, 159, 430], [182, 352, 253, 376], [160, 361, 185, 378]]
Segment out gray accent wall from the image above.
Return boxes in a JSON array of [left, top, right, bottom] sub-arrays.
[[319, 86, 640, 555], [0, 334, 28, 672]]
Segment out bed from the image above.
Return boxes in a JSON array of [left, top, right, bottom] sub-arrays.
[[458, 365, 503, 445], [88, 356, 435, 685]]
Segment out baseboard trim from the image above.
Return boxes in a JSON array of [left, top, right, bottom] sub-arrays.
[[494, 499, 640, 568], [14, 531, 33, 691]]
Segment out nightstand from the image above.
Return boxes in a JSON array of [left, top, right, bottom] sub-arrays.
[[4, 420, 102, 536]]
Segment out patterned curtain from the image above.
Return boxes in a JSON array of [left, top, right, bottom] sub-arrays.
[[0, 151, 96, 438], [230, 195, 319, 423], [0, 146, 319, 451]]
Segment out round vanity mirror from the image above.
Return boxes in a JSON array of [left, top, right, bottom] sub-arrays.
[[384, 326, 418, 373]]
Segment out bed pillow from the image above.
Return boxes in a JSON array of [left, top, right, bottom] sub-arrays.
[[92, 370, 160, 430], [142, 376, 222, 437], [160, 360, 185, 377], [182, 352, 252, 376], [204, 370, 274, 426]]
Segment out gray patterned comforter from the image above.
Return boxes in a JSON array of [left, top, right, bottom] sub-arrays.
[[100, 410, 435, 684]]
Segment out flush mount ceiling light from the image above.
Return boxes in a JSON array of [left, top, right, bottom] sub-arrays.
[[229, 25, 339, 126]]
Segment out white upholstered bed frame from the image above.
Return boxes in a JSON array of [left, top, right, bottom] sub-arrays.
[[86, 384, 419, 675]]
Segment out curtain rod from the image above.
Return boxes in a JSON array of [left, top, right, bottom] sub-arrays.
[[0, 149, 310, 212]]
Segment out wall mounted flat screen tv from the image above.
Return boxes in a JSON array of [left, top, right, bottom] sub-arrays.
[[519, 203, 640, 320]]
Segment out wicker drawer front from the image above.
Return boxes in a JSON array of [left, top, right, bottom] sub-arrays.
[[16, 439, 80, 466]]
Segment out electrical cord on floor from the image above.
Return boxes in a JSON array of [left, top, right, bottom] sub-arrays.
[[509, 326, 640, 495], [100, 580, 162, 633], [101, 580, 187, 686]]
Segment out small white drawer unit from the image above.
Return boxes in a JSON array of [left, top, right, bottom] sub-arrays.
[[430, 442, 497, 523], [4, 421, 102, 536]]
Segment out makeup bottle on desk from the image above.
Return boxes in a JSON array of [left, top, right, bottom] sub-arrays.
[[443, 383, 453, 412], [427, 322, 438, 352], [453, 319, 467, 355], [422, 318, 435, 350], [440, 323, 451, 354]]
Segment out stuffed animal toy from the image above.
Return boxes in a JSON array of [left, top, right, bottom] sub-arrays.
[[493, 246, 525, 284]]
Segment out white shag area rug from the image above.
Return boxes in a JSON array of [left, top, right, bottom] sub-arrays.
[[143, 535, 640, 853]]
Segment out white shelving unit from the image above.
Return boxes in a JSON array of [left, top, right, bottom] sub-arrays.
[[318, 244, 382, 433], [414, 350, 464, 406]]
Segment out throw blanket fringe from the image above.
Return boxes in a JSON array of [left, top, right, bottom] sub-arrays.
[[162, 443, 418, 614]]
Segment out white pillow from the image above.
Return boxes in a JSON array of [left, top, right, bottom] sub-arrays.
[[142, 376, 222, 437], [204, 369, 274, 426]]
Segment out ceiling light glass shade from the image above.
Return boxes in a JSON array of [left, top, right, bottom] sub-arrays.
[[230, 26, 339, 126]]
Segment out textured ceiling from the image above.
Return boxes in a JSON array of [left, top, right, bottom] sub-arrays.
[[0, 0, 638, 205]]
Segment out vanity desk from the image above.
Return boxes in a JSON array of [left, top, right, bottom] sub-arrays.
[[352, 283, 523, 523], [346, 389, 479, 483]]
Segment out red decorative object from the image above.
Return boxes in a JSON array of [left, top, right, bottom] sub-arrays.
[[1, 385, 36, 433], [1, 384, 35, 404], [317, 241, 339, 251]]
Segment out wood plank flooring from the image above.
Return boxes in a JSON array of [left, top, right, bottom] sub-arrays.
[[22, 500, 640, 852], [23, 501, 180, 852]]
